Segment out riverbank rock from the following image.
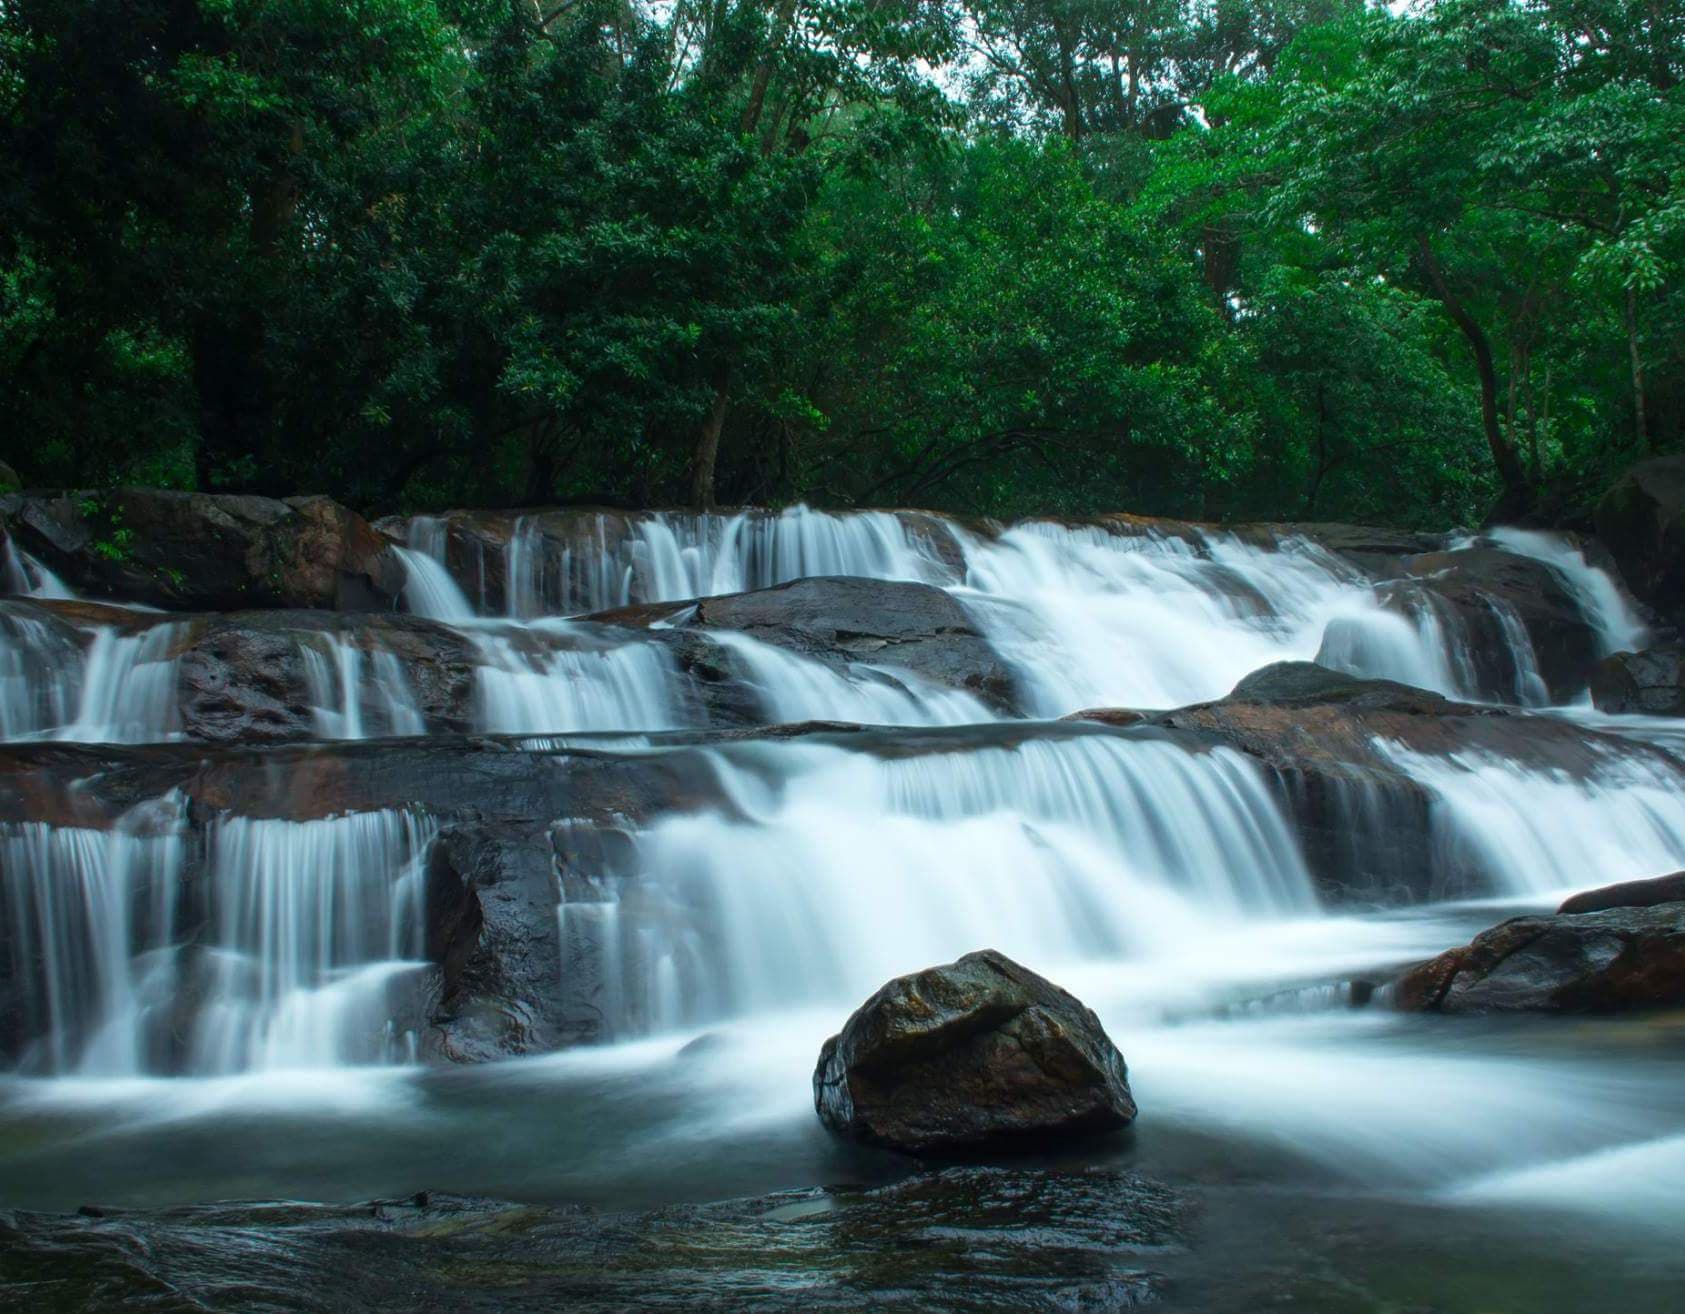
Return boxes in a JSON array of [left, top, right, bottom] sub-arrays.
[[0, 489, 401, 610], [1595, 453, 1685, 624], [1558, 871, 1685, 915], [1392, 902, 1685, 1013], [1588, 644, 1685, 717], [814, 949, 1136, 1155]]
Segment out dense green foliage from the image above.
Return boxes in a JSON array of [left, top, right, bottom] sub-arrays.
[[1, 0, 1680, 524]]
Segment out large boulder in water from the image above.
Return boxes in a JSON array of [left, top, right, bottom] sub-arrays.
[[813, 949, 1137, 1155], [1587, 643, 1685, 717], [0, 489, 402, 610], [1392, 902, 1685, 1013], [1595, 453, 1685, 624]]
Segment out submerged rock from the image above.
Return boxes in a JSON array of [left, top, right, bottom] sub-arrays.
[[1392, 902, 1685, 1013], [814, 949, 1136, 1155], [0, 1167, 1186, 1313], [1588, 644, 1685, 717]]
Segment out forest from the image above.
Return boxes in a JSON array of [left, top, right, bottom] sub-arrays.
[[1, 0, 1681, 525]]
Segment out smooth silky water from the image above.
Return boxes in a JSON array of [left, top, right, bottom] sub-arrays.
[[3, 510, 1683, 1311]]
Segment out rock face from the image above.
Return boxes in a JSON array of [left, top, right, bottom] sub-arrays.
[[0, 489, 402, 610], [814, 949, 1136, 1155], [1596, 453, 1685, 624], [1392, 902, 1685, 1013], [1588, 644, 1685, 717]]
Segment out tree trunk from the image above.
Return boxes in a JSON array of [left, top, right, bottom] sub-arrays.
[[1626, 285, 1650, 450], [691, 381, 731, 509], [1415, 236, 1530, 516]]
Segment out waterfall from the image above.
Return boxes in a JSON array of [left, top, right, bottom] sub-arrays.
[[704, 630, 994, 726], [472, 621, 688, 734], [454, 505, 950, 617], [1, 805, 436, 1076], [563, 732, 1317, 1035], [0, 610, 184, 744], [0, 797, 186, 1074], [2, 540, 75, 599], [1377, 740, 1685, 897], [302, 634, 427, 739], [396, 546, 476, 623], [1484, 526, 1649, 656], [191, 808, 436, 1073]]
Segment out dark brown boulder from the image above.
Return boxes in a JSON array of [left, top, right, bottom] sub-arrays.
[[1588, 644, 1685, 717], [1558, 871, 1685, 915], [0, 489, 402, 610], [813, 949, 1136, 1155], [1595, 453, 1685, 624], [1392, 903, 1685, 1013]]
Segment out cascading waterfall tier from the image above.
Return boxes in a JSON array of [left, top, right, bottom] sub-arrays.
[[0, 804, 437, 1075], [0, 604, 184, 744], [1377, 739, 1685, 898], [550, 731, 1318, 1038], [399, 507, 1617, 712]]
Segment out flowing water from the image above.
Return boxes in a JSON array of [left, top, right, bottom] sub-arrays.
[[3, 507, 1683, 1311]]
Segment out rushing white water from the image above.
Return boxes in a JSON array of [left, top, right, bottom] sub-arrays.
[[949, 524, 1506, 711], [2, 540, 75, 599], [1378, 740, 1685, 898], [2, 806, 436, 1076], [397, 545, 476, 623], [565, 733, 1316, 1034], [0, 611, 184, 744], [0, 797, 187, 1074], [489, 507, 947, 617], [704, 630, 994, 727], [473, 621, 686, 734], [302, 634, 427, 739], [1484, 527, 1649, 656]]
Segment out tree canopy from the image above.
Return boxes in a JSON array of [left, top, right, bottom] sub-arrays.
[[2, 0, 1681, 526]]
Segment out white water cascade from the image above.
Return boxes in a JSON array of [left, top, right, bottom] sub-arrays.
[[302, 634, 427, 739], [0, 611, 184, 744], [1379, 741, 1685, 899], [473, 621, 687, 735], [1, 541, 75, 599], [1, 805, 436, 1076], [703, 630, 995, 727], [565, 732, 1317, 1034], [1484, 526, 1649, 656]]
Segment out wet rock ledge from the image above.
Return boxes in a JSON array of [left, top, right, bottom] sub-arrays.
[[1393, 871, 1685, 1013], [0, 1168, 1188, 1314]]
